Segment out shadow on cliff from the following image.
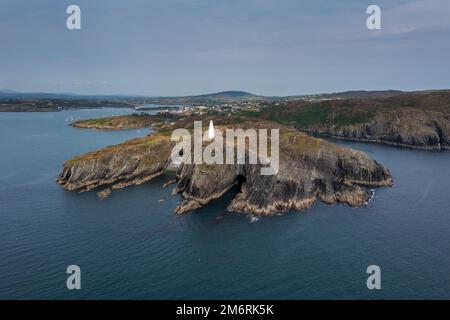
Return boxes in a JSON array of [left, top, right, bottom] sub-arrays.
[[190, 175, 247, 217]]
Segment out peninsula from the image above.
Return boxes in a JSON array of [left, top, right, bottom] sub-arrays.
[[71, 114, 158, 130]]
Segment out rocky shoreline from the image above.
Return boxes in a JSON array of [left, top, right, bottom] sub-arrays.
[[299, 129, 450, 151], [57, 135, 173, 192], [246, 91, 450, 151], [58, 121, 393, 216], [173, 130, 392, 215], [297, 109, 450, 150]]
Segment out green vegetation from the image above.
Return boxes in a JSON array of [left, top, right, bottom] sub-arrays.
[[69, 90, 450, 148], [239, 101, 376, 128], [66, 134, 170, 165], [72, 113, 157, 129]]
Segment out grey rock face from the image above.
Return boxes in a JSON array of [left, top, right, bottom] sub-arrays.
[[174, 132, 392, 215], [301, 109, 450, 150], [58, 136, 173, 192], [58, 129, 392, 216]]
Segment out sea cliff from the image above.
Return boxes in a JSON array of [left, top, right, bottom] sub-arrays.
[[298, 108, 450, 150], [245, 90, 450, 150], [58, 120, 392, 216], [58, 135, 173, 192], [173, 129, 392, 215]]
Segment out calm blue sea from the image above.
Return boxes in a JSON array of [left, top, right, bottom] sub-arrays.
[[0, 108, 450, 299]]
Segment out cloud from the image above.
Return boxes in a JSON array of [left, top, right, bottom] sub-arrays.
[[382, 0, 450, 35], [1, 0, 449, 95]]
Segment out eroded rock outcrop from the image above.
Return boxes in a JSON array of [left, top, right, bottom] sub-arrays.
[[58, 135, 173, 191], [173, 130, 392, 215], [58, 122, 392, 216], [299, 108, 450, 150]]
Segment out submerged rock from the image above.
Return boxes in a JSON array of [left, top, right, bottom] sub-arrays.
[[162, 177, 178, 189], [97, 188, 111, 200], [175, 200, 202, 214]]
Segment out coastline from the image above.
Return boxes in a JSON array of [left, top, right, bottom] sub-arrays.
[[298, 129, 450, 151]]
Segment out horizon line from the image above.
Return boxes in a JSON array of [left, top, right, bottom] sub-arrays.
[[2, 87, 450, 99]]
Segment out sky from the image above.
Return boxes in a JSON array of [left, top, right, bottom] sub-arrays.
[[0, 0, 449, 96]]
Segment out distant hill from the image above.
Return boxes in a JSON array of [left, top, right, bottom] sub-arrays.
[[202, 91, 256, 98], [0, 89, 147, 100], [2, 88, 448, 109], [0, 90, 77, 100], [0, 90, 265, 104], [284, 90, 405, 101], [142, 91, 266, 105], [0, 89, 18, 94], [321, 90, 405, 99]]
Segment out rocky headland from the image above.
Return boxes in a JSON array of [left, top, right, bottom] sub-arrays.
[[58, 134, 174, 192], [58, 117, 393, 216], [174, 128, 392, 215], [298, 108, 450, 150], [247, 90, 450, 150]]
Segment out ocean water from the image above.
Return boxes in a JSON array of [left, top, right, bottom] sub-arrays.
[[0, 108, 450, 300]]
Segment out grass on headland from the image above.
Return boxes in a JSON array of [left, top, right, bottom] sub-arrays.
[[72, 113, 157, 129], [239, 101, 376, 129]]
